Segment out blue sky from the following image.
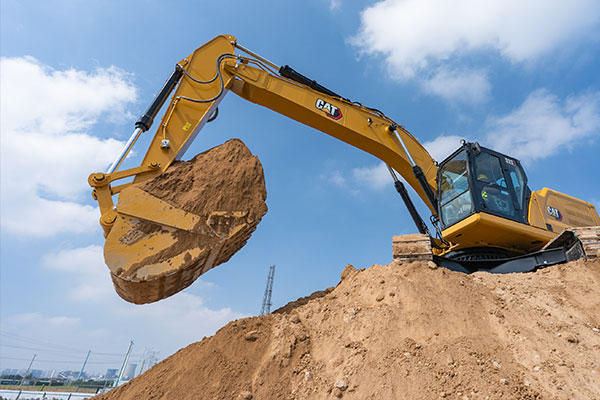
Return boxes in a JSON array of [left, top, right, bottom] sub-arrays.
[[1, 0, 599, 375]]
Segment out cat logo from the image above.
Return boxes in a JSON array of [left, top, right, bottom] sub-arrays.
[[315, 98, 342, 120], [546, 206, 563, 221]]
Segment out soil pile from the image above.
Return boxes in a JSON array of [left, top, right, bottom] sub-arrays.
[[95, 259, 600, 399], [106, 139, 268, 304]]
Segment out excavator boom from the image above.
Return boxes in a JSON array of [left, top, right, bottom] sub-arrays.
[[91, 35, 438, 230]]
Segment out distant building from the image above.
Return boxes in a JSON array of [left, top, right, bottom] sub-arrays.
[[1, 368, 20, 377], [105, 368, 118, 380], [30, 369, 43, 378], [59, 370, 79, 380], [123, 363, 137, 380]]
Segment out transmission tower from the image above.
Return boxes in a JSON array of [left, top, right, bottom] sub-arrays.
[[260, 265, 276, 315]]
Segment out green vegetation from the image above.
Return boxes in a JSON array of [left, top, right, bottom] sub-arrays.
[[0, 383, 106, 393]]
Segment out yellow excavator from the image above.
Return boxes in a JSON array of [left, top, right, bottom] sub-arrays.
[[89, 35, 599, 304]]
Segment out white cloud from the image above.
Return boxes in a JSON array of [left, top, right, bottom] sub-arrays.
[[1, 57, 135, 134], [115, 293, 245, 347], [352, 0, 600, 101], [1, 313, 117, 372], [422, 68, 491, 104], [9, 312, 80, 328], [329, 0, 341, 11], [0, 57, 137, 237], [352, 162, 390, 190], [31, 244, 246, 364], [2, 292, 244, 371], [43, 245, 104, 274], [320, 161, 393, 193], [420, 89, 600, 163], [484, 89, 600, 162], [43, 245, 114, 302], [320, 170, 347, 188], [423, 135, 465, 162]]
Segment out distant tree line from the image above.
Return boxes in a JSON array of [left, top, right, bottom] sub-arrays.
[[1, 374, 115, 390]]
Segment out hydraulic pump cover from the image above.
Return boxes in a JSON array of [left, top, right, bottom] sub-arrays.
[[104, 139, 268, 304]]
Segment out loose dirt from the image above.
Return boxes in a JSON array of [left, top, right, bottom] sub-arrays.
[[106, 139, 268, 304], [95, 258, 600, 400]]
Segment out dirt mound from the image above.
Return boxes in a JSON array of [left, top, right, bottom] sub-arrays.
[[95, 259, 600, 399], [105, 138, 268, 304]]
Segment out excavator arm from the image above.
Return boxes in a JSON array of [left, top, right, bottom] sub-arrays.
[[226, 52, 438, 214], [89, 35, 439, 304]]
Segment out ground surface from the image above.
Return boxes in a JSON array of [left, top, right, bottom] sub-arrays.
[[94, 258, 600, 400]]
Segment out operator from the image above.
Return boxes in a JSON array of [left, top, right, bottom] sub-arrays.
[[478, 160, 497, 210], [476, 157, 512, 215], [475, 155, 500, 211]]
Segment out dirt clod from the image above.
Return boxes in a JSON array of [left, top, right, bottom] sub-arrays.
[[334, 379, 348, 391], [340, 264, 356, 281], [244, 331, 259, 342]]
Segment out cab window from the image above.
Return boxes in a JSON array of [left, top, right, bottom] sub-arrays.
[[439, 149, 473, 226], [507, 163, 525, 210], [475, 152, 515, 218], [475, 152, 506, 187]]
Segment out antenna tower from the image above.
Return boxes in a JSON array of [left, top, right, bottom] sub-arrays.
[[260, 265, 276, 315]]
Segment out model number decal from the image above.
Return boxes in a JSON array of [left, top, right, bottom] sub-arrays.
[[315, 99, 342, 120], [546, 206, 563, 221]]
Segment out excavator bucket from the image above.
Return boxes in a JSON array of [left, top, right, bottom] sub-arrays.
[[104, 139, 267, 304]]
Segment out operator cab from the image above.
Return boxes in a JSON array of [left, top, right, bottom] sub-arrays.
[[432, 141, 588, 271], [437, 141, 530, 232]]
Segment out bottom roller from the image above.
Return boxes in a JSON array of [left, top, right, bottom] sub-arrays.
[[103, 139, 268, 304]]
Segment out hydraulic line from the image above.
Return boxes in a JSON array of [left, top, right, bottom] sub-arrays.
[[233, 42, 281, 71], [176, 53, 236, 104]]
